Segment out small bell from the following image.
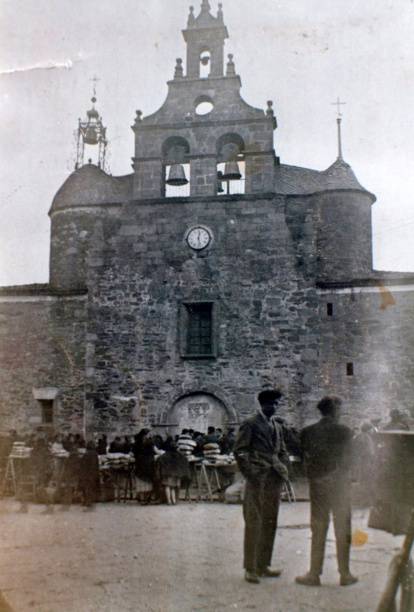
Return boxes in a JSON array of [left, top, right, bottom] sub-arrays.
[[83, 126, 99, 145], [166, 164, 188, 186], [222, 161, 242, 181]]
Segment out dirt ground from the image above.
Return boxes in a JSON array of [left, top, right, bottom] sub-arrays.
[[0, 498, 404, 612]]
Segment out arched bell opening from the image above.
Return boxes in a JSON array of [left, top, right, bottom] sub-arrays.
[[199, 48, 211, 78], [216, 133, 245, 195], [162, 136, 191, 198]]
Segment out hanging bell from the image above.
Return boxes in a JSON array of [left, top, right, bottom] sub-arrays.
[[166, 164, 188, 186], [222, 161, 242, 181], [83, 126, 99, 145]]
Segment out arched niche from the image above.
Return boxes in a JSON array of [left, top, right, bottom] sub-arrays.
[[167, 392, 233, 436]]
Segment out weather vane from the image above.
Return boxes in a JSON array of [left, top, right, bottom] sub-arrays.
[[90, 75, 100, 98]]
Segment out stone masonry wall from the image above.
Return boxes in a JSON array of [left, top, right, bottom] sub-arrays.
[[49, 209, 123, 293], [314, 285, 414, 430], [83, 194, 321, 435], [314, 191, 373, 280], [81, 192, 414, 436], [1, 195, 413, 438], [0, 294, 86, 434]]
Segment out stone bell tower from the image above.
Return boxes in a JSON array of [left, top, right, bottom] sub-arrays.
[[132, 0, 278, 201], [184, 0, 228, 78]]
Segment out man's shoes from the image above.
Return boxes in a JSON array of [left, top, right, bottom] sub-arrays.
[[340, 573, 358, 586], [245, 571, 260, 584], [259, 567, 282, 578], [295, 572, 321, 586]]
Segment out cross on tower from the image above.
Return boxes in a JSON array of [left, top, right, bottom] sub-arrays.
[[90, 75, 100, 97], [331, 97, 346, 118]]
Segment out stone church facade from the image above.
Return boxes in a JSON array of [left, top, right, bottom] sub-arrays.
[[1, 1, 414, 436]]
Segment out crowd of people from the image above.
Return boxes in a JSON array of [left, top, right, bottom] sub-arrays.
[[0, 425, 244, 509], [0, 400, 412, 594], [0, 405, 410, 513]]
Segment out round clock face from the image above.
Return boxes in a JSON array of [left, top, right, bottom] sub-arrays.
[[187, 227, 211, 250]]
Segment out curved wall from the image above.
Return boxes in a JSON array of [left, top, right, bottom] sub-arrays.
[[315, 191, 373, 281]]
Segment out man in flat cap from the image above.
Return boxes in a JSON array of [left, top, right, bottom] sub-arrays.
[[296, 396, 358, 587], [233, 389, 289, 584], [381, 409, 410, 431]]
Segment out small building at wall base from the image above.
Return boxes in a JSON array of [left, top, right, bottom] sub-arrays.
[[1, 1, 414, 437]]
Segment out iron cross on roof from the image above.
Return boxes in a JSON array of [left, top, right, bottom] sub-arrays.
[[90, 75, 100, 97], [331, 97, 346, 118]]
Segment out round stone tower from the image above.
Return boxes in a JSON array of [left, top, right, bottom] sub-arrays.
[[314, 151, 376, 282], [48, 164, 133, 292]]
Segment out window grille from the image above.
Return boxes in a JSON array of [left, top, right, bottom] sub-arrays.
[[186, 303, 213, 355]]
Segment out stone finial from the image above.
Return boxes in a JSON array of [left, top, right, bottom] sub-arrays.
[[188, 6, 195, 25], [135, 110, 143, 123], [201, 0, 211, 11], [226, 53, 236, 76], [266, 100, 274, 116], [331, 97, 346, 159], [217, 3, 223, 21], [174, 58, 184, 79]]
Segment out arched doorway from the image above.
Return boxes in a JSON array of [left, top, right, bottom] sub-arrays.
[[168, 393, 230, 436]]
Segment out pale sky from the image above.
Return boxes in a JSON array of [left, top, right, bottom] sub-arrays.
[[1, 0, 414, 286]]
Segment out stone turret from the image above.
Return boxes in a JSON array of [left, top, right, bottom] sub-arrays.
[[48, 164, 132, 292], [315, 156, 376, 281]]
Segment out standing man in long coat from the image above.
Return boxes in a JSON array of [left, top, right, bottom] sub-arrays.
[[233, 389, 289, 584]]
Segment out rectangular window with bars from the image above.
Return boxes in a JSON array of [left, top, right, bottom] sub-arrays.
[[187, 303, 213, 355], [180, 301, 216, 358]]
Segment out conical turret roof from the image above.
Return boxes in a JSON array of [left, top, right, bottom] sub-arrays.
[[322, 157, 367, 191]]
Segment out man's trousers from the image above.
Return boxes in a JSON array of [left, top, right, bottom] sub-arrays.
[[309, 474, 352, 576], [243, 471, 282, 573]]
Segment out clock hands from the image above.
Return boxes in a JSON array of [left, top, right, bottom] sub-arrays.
[[186, 226, 211, 250]]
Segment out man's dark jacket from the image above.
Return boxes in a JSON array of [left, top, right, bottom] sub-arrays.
[[300, 416, 352, 479], [233, 412, 289, 482], [233, 411, 289, 573]]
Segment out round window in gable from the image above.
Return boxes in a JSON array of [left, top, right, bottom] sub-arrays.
[[195, 97, 214, 116]]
